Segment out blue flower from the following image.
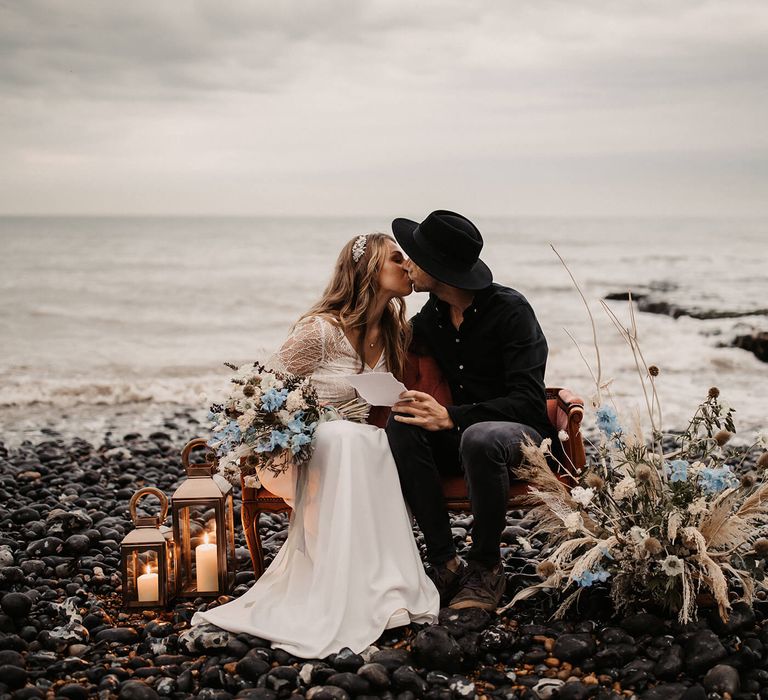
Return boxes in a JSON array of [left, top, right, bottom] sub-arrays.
[[665, 459, 689, 483], [699, 464, 738, 494], [286, 413, 306, 434], [595, 406, 621, 439], [207, 419, 241, 456], [573, 566, 611, 588], [253, 429, 291, 454], [261, 388, 289, 412], [290, 432, 312, 455]]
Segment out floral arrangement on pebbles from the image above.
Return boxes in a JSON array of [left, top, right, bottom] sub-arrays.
[[507, 249, 768, 624], [206, 362, 321, 488]]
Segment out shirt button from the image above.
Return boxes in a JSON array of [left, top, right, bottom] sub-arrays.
[[459, 364, 464, 370], [455, 338, 460, 343], [459, 384, 464, 389]]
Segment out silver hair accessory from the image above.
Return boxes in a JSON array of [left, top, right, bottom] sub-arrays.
[[351, 234, 368, 263]]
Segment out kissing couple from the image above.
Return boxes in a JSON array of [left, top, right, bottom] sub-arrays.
[[193, 210, 555, 659]]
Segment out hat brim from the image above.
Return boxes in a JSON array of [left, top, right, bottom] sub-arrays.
[[392, 217, 493, 291]]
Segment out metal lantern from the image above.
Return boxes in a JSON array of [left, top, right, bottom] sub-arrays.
[[121, 487, 177, 609], [172, 438, 236, 598]]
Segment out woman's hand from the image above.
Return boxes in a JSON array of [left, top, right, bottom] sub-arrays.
[[392, 390, 454, 431]]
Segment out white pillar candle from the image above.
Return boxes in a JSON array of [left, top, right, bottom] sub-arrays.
[[195, 533, 219, 592], [137, 565, 159, 602]]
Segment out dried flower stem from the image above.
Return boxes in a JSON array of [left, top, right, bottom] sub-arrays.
[[551, 244, 603, 406]]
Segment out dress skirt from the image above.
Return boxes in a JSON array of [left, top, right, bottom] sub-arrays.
[[192, 419, 439, 659]]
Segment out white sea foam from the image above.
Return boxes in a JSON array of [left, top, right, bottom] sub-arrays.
[[2, 215, 766, 446]]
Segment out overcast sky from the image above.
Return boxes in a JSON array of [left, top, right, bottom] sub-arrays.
[[1, 0, 766, 216]]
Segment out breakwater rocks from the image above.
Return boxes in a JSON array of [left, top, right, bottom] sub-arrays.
[[2, 430, 768, 699]]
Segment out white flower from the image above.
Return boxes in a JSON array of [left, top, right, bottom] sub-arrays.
[[539, 437, 552, 453], [285, 389, 308, 413], [629, 526, 649, 544], [277, 409, 292, 425], [613, 475, 637, 501], [233, 365, 253, 382], [261, 373, 284, 391], [661, 555, 685, 577], [571, 486, 595, 507], [558, 429, 569, 442], [564, 512, 584, 533], [687, 497, 708, 516], [237, 409, 257, 431]]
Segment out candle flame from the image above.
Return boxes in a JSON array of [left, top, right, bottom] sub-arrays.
[[145, 564, 151, 575], [203, 532, 209, 545]]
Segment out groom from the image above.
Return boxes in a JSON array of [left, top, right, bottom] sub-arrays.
[[386, 210, 554, 611]]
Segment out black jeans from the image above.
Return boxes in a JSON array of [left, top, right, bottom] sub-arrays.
[[386, 418, 541, 567]]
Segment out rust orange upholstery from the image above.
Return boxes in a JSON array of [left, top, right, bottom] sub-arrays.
[[238, 353, 585, 578]]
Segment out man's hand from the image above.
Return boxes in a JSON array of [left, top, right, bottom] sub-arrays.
[[392, 390, 454, 431]]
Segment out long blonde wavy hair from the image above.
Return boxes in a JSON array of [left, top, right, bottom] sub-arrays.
[[299, 232, 411, 379]]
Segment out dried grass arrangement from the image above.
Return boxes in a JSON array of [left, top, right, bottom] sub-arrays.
[[505, 248, 768, 623]]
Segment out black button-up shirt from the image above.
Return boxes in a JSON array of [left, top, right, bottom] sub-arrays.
[[411, 283, 552, 441]]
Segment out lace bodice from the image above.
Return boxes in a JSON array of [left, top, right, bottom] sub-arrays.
[[270, 315, 386, 407]]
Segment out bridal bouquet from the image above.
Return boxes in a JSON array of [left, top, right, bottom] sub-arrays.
[[207, 362, 322, 488]]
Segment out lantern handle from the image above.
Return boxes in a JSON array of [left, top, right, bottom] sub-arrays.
[[129, 487, 169, 525], [181, 437, 216, 468], [181, 437, 216, 476]]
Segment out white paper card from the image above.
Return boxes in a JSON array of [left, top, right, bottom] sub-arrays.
[[343, 372, 408, 407]]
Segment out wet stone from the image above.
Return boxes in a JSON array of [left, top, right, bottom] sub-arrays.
[[332, 646, 365, 672], [306, 687, 350, 700], [95, 627, 140, 644], [685, 629, 727, 676], [0, 662, 28, 688], [326, 671, 371, 695], [702, 663, 740, 695], [552, 633, 596, 663], [371, 648, 412, 671], [1, 592, 32, 619], [412, 626, 463, 672], [357, 662, 390, 688], [236, 655, 270, 682], [654, 644, 684, 679], [58, 683, 91, 700], [392, 665, 427, 696]]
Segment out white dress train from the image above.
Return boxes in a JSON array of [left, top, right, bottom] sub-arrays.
[[192, 315, 439, 659]]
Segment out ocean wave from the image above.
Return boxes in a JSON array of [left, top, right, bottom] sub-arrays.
[[0, 375, 228, 409]]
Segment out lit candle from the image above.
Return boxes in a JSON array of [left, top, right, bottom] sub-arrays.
[[137, 564, 159, 602], [195, 533, 218, 592]]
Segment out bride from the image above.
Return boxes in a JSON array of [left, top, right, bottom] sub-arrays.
[[192, 232, 440, 658]]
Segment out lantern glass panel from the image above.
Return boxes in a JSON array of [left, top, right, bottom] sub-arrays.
[[176, 503, 222, 595], [225, 494, 236, 576]]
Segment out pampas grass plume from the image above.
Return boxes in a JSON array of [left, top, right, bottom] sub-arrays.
[[642, 537, 663, 556], [754, 538, 768, 557], [714, 430, 732, 446], [537, 560, 557, 578], [584, 472, 605, 490], [635, 465, 653, 483]]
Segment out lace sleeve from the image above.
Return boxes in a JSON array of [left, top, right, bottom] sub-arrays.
[[271, 316, 326, 376]]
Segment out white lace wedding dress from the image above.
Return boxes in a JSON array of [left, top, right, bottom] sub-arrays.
[[192, 315, 439, 658]]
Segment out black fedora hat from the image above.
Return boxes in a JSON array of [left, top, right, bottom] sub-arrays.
[[392, 210, 492, 290]]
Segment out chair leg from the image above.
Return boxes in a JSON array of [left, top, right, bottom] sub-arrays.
[[241, 502, 265, 579]]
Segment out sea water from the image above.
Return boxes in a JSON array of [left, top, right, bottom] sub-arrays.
[[2, 216, 766, 445]]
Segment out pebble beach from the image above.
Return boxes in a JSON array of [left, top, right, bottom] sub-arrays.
[[2, 412, 767, 700]]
